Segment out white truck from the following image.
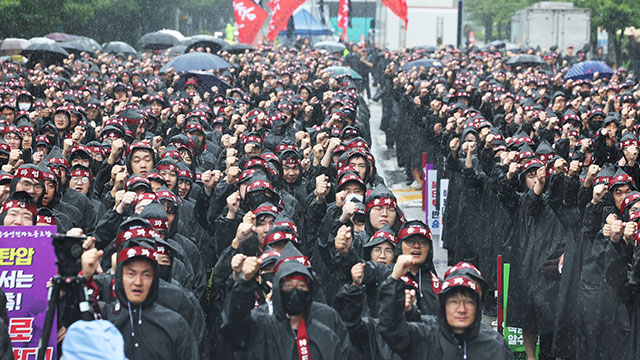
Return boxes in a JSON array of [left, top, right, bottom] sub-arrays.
[[511, 2, 590, 51], [375, 0, 459, 50]]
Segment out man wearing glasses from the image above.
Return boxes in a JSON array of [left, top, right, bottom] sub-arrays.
[[378, 255, 513, 359], [11, 164, 44, 203]]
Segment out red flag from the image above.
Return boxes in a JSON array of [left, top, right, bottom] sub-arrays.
[[382, 0, 408, 28], [233, 0, 269, 44], [337, 0, 349, 40], [266, 0, 305, 41]]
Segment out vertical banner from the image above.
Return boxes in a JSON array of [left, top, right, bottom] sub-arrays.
[[267, 0, 306, 41], [381, 0, 408, 28], [427, 169, 439, 235], [0, 226, 57, 360], [233, 0, 269, 44], [438, 178, 449, 248], [337, 0, 349, 40]]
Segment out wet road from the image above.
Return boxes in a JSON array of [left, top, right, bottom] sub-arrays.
[[366, 99, 449, 276]]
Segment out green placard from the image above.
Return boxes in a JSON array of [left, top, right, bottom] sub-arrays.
[[503, 263, 539, 358]]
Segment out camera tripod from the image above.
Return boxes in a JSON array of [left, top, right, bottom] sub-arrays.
[[36, 275, 94, 360]]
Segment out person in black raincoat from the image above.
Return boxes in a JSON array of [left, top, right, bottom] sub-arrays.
[[575, 169, 635, 360], [222, 242, 353, 359], [109, 244, 198, 360], [498, 155, 569, 360], [377, 254, 513, 360]]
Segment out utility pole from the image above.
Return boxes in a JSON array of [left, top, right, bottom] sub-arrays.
[[456, 0, 463, 48]]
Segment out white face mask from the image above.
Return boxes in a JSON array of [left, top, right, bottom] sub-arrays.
[[18, 103, 30, 111]]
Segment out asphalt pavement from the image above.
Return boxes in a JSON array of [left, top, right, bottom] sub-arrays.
[[366, 99, 449, 276]]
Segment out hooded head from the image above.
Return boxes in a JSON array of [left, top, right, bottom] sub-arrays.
[[439, 274, 482, 339], [363, 225, 397, 264], [11, 164, 45, 205], [271, 244, 314, 320], [396, 220, 434, 274], [127, 141, 156, 177], [61, 320, 127, 360], [610, 168, 635, 210], [365, 184, 403, 234], [0, 191, 37, 226], [115, 244, 159, 308]]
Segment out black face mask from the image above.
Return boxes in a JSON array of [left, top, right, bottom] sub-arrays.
[[46, 135, 57, 146], [590, 120, 603, 131], [246, 191, 275, 211], [280, 288, 312, 316], [190, 136, 201, 150], [158, 264, 171, 281], [260, 272, 274, 295]]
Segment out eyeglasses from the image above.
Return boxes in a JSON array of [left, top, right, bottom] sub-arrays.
[[371, 247, 394, 256], [19, 179, 43, 192], [403, 238, 429, 247], [445, 297, 476, 309], [70, 177, 90, 184]]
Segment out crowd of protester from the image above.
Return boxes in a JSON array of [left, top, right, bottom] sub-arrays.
[[0, 33, 638, 359]]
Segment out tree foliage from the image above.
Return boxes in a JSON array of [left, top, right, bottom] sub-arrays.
[[576, 0, 640, 65], [0, 0, 231, 45]]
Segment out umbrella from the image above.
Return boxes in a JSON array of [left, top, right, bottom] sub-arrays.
[[175, 70, 231, 95], [416, 45, 439, 53], [28, 37, 56, 45], [160, 52, 230, 73], [165, 45, 188, 57], [61, 39, 102, 54], [0, 38, 30, 55], [224, 43, 254, 54], [182, 35, 227, 53], [485, 40, 506, 49], [564, 61, 614, 81], [23, 42, 69, 57], [505, 54, 544, 66], [103, 41, 137, 56], [313, 41, 346, 53], [45, 32, 82, 42], [22, 42, 69, 64], [138, 31, 180, 50], [402, 58, 444, 71], [322, 66, 362, 80], [157, 29, 185, 42]]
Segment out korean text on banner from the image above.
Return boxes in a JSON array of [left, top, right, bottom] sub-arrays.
[[233, 0, 269, 44], [427, 169, 439, 235], [0, 226, 57, 360]]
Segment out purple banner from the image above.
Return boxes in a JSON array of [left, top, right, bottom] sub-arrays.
[[0, 226, 57, 360]]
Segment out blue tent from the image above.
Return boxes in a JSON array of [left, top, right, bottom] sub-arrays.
[[279, 9, 333, 37]]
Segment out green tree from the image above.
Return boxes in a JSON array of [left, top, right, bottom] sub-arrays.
[[575, 0, 640, 65], [466, 0, 537, 42], [0, 0, 226, 46]]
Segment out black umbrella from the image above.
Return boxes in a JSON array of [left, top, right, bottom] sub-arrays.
[[103, 41, 137, 56], [402, 58, 445, 71], [182, 35, 227, 53], [505, 54, 544, 66], [486, 40, 506, 49], [313, 41, 346, 53], [223, 43, 254, 54], [23, 42, 69, 64], [175, 70, 231, 95], [138, 31, 180, 50], [165, 44, 188, 57], [61, 39, 102, 54], [159, 53, 230, 73], [416, 45, 438, 53]]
